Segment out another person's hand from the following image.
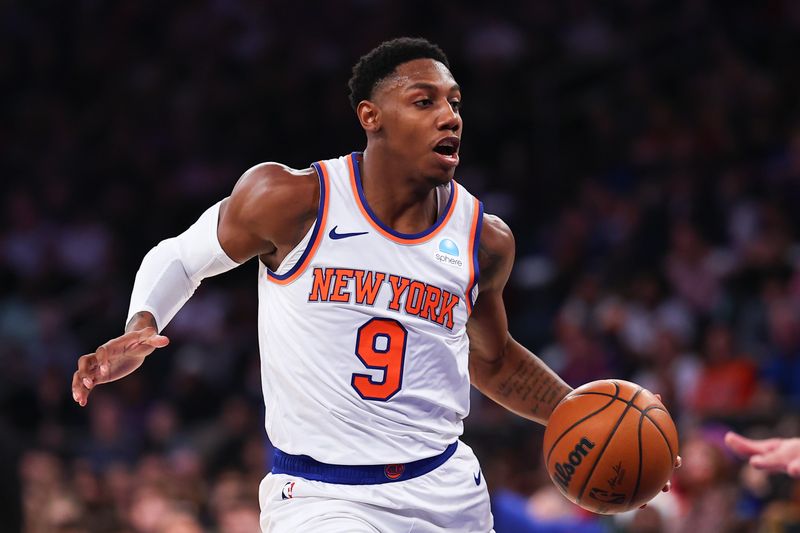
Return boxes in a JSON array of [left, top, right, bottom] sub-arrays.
[[72, 327, 169, 407], [725, 431, 800, 477]]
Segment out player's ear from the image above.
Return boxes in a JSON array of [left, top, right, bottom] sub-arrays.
[[357, 101, 381, 132]]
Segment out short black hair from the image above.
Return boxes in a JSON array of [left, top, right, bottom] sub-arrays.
[[348, 37, 450, 110]]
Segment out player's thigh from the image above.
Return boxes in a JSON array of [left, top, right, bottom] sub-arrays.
[[259, 473, 396, 533], [262, 506, 381, 533], [401, 441, 493, 532]]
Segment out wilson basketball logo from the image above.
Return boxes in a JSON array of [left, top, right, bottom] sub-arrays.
[[384, 464, 405, 480], [553, 437, 596, 490]]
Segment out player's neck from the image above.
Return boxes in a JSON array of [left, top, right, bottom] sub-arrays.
[[359, 150, 438, 234]]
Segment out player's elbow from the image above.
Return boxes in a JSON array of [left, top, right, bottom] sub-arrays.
[[468, 334, 512, 390]]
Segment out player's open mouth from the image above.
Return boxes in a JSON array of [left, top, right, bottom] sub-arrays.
[[433, 137, 460, 166]]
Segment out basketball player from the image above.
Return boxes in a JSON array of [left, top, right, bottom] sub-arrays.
[[725, 431, 800, 477], [71, 38, 668, 531]]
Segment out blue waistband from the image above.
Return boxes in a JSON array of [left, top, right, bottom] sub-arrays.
[[272, 441, 459, 485]]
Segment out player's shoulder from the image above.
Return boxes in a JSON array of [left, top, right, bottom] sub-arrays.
[[235, 162, 318, 201], [230, 162, 319, 220], [477, 212, 515, 290], [479, 212, 514, 258]]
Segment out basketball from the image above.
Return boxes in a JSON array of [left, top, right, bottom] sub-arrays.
[[543, 380, 679, 514]]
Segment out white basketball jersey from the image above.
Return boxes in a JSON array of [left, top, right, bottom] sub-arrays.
[[257, 152, 483, 465]]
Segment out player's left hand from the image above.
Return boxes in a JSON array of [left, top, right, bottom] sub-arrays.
[[640, 393, 682, 509]]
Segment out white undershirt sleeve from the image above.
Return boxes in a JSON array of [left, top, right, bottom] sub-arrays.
[[126, 201, 241, 332]]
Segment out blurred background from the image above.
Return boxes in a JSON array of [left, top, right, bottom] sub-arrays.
[[3, 0, 800, 531]]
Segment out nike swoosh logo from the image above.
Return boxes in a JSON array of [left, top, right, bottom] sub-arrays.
[[474, 470, 482, 485], [329, 226, 369, 240]]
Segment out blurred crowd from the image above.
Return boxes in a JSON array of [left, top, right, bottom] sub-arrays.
[[3, 0, 800, 531]]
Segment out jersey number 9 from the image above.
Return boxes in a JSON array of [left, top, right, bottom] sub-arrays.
[[351, 318, 408, 401]]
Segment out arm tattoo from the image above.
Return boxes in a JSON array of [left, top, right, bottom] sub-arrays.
[[496, 358, 562, 417], [477, 243, 502, 286]]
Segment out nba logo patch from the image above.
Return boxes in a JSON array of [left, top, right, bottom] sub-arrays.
[[384, 464, 405, 480], [434, 238, 463, 268], [281, 481, 295, 500]]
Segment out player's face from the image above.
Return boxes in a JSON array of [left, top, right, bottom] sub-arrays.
[[371, 59, 462, 182]]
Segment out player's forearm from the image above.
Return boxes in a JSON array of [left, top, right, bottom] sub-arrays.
[[472, 338, 571, 425]]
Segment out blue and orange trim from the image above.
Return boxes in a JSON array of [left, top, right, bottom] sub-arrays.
[[272, 441, 459, 485], [348, 152, 458, 245], [465, 199, 483, 314], [266, 161, 330, 285]]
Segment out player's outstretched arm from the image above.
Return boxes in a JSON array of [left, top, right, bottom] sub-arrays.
[[466, 214, 572, 426], [72, 163, 319, 406], [725, 431, 800, 477]]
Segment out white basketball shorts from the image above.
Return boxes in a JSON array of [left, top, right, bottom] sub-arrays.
[[259, 440, 494, 532]]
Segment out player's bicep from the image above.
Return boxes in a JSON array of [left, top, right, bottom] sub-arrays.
[[467, 213, 516, 382], [217, 195, 275, 263], [467, 288, 510, 382], [217, 163, 301, 262]]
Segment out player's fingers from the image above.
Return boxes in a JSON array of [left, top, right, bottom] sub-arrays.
[[76, 353, 98, 387], [100, 328, 150, 353], [675, 455, 682, 469], [725, 431, 779, 456], [76, 353, 96, 373], [136, 325, 157, 337], [661, 480, 671, 492], [95, 345, 111, 378], [654, 393, 662, 403], [72, 370, 91, 407], [787, 458, 800, 478], [101, 329, 144, 355], [142, 334, 170, 349], [133, 325, 169, 349], [750, 452, 786, 473], [94, 329, 168, 379], [116, 327, 168, 352]]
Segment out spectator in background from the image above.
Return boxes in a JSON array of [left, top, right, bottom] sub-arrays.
[[491, 483, 604, 533], [616, 273, 694, 365], [689, 323, 759, 418], [76, 393, 139, 472], [631, 328, 700, 420], [665, 221, 725, 316], [673, 433, 742, 533], [761, 300, 800, 408], [544, 318, 613, 388], [217, 501, 262, 533]]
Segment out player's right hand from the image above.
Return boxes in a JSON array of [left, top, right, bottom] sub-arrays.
[[72, 327, 169, 407]]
